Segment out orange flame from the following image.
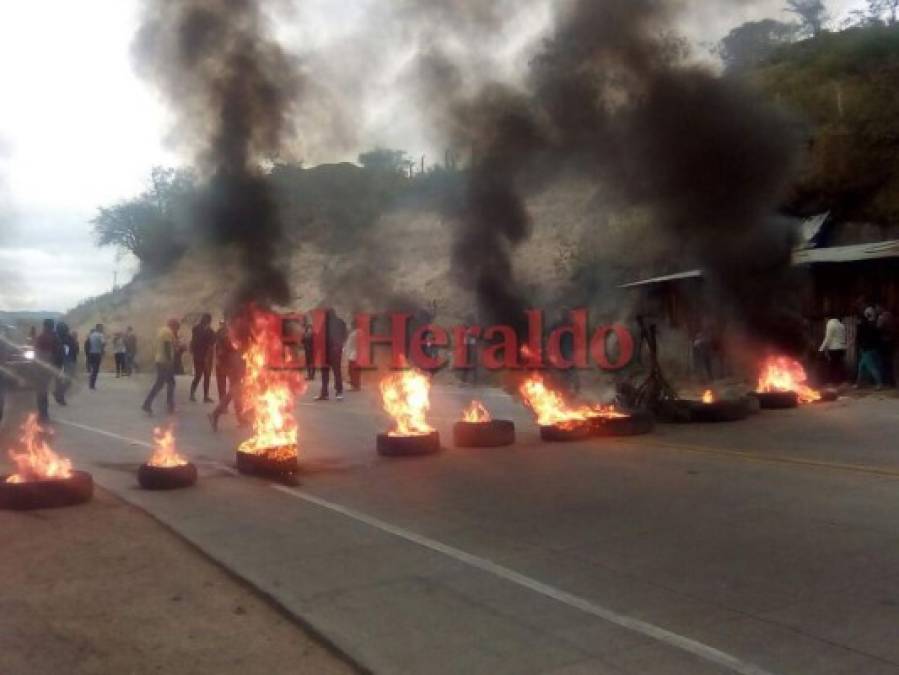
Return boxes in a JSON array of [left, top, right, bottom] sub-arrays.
[[702, 390, 715, 404], [757, 356, 821, 404], [462, 400, 492, 423], [148, 425, 188, 468], [238, 308, 302, 457], [5, 414, 73, 483], [518, 374, 626, 427], [380, 370, 435, 436]]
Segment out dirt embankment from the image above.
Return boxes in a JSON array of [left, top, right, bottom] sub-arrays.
[[0, 488, 356, 675], [65, 179, 652, 372]]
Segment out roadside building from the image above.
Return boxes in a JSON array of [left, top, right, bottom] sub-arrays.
[[621, 214, 899, 380]]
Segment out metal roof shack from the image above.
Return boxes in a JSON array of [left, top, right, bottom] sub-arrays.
[[620, 240, 899, 289]]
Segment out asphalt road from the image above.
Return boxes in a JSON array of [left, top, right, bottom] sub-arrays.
[[3, 373, 899, 675]]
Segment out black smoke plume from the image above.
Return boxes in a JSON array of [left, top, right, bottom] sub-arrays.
[[426, 0, 802, 349], [133, 0, 302, 306]]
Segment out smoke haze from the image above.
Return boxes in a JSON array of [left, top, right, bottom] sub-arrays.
[[410, 0, 802, 347], [134, 0, 309, 306]]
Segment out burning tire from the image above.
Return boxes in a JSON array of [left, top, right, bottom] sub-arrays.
[[377, 431, 441, 457], [753, 391, 799, 409], [0, 471, 93, 511], [453, 420, 515, 448], [539, 422, 594, 443], [662, 399, 749, 424], [138, 463, 197, 491], [817, 388, 839, 403], [236, 449, 299, 479], [591, 411, 655, 437]]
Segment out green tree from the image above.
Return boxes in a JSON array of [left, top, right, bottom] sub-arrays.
[[92, 167, 194, 272], [718, 19, 798, 72], [785, 0, 828, 37], [750, 25, 899, 222], [869, 0, 899, 25], [357, 147, 410, 174]]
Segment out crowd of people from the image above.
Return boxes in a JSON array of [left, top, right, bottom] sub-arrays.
[[819, 305, 895, 388], [0, 309, 369, 426], [3, 302, 895, 428], [689, 304, 896, 389], [135, 308, 364, 424]]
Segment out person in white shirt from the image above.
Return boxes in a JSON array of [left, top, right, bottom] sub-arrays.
[[819, 317, 847, 384], [345, 326, 361, 391]]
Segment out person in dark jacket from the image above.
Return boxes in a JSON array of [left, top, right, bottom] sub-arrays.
[[855, 307, 884, 388], [53, 322, 77, 405], [302, 320, 315, 380], [35, 319, 61, 422], [876, 306, 896, 387], [189, 313, 216, 403], [316, 308, 347, 401]]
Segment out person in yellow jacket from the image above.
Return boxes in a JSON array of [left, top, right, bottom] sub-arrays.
[[141, 318, 181, 416]]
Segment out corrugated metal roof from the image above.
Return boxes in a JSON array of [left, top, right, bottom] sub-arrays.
[[620, 239, 899, 288], [619, 269, 704, 289], [793, 239, 899, 264], [797, 212, 830, 249]]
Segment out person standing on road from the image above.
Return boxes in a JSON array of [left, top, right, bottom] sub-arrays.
[[876, 306, 895, 387], [124, 326, 138, 375], [86, 324, 106, 389], [459, 317, 480, 386], [54, 322, 77, 405], [34, 319, 60, 423], [855, 307, 884, 389], [112, 331, 127, 377], [302, 320, 316, 381], [209, 315, 249, 431], [316, 308, 347, 401], [818, 317, 848, 385], [214, 319, 233, 403], [189, 313, 216, 403], [345, 324, 361, 391], [69, 330, 80, 372], [142, 319, 180, 416]]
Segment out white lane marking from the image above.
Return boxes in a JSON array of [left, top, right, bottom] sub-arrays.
[[57, 419, 153, 448], [56, 419, 239, 475], [57, 417, 774, 675], [273, 485, 776, 675]]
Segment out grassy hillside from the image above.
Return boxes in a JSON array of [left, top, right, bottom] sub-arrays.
[[749, 24, 899, 223]]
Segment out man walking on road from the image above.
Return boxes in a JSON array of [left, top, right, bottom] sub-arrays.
[[189, 313, 216, 403], [86, 324, 106, 390], [142, 319, 180, 416]]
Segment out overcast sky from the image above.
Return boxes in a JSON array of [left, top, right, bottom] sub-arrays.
[[0, 0, 864, 312]]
